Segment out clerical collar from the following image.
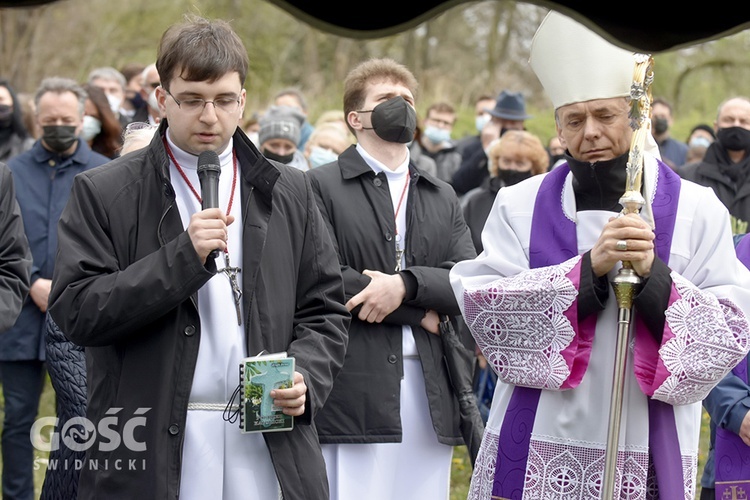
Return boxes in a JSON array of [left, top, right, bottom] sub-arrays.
[[165, 129, 234, 170], [567, 152, 629, 212]]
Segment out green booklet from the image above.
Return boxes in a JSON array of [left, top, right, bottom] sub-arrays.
[[240, 352, 295, 433]]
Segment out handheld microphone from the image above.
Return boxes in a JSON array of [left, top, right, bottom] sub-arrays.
[[197, 150, 222, 259]]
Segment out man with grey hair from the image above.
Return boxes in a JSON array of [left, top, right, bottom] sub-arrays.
[[88, 66, 130, 126], [680, 96, 750, 232], [2, 77, 109, 499], [130, 63, 162, 126]]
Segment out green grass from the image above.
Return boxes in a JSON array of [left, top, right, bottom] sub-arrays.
[[0, 376, 710, 499], [451, 446, 472, 499]]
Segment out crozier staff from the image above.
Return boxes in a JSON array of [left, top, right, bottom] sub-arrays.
[[602, 51, 654, 500]]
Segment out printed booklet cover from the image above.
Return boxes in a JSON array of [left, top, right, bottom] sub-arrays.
[[240, 352, 295, 433]]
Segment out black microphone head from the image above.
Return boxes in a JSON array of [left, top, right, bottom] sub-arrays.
[[197, 150, 221, 211], [197, 150, 221, 179]]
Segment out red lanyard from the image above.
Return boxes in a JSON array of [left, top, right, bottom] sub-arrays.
[[163, 137, 238, 217], [393, 175, 409, 235], [392, 175, 409, 272], [164, 138, 244, 325]]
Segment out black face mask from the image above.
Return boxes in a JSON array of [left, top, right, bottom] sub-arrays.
[[42, 125, 78, 153], [717, 126, 750, 151], [550, 154, 566, 166], [359, 96, 416, 144], [497, 169, 532, 186], [0, 104, 12, 128], [263, 148, 294, 164], [130, 92, 145, 109], [652, 117, 669, 135]]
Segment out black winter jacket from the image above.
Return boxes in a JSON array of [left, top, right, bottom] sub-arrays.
[[48, 122, 350, 500], [0, 163, 31, 333], [307, 145, 477, 445], [461, 176, 504, 254], [680, 142, 750, 227]]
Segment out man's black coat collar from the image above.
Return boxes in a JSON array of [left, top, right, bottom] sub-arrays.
[[337, 144, 441, 187]]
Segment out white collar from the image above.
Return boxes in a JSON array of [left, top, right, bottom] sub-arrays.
[[356, 143, 410, 179], [165, 129, 234, 170]]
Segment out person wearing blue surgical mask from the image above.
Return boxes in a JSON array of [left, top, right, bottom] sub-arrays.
[[408, 101, 462, 183], [682, 124, 716, 168], [82, 83, 123, 159], [474, 112, 491, 134], [140, 64, 163, 126], [454, 94, 495, 159], [87, 67, 128, 127], [303, 122, 353, 168], [307, 146, 338, 168], [81, 115, 101, 142]]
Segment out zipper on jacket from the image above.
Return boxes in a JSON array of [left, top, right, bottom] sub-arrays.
[[242, 185, 254, 336]]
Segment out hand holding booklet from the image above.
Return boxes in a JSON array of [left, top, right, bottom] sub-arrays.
[[238, 351, 295, 433]]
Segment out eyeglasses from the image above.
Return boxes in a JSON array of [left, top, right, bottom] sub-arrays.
[[165, 89, 241, 114]]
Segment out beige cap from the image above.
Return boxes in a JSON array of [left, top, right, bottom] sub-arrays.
[[529, 11, 636, 110]]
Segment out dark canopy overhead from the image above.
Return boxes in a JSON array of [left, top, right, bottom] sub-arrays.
[[267, 0, 750, 53], [3, 0, 750, 53]]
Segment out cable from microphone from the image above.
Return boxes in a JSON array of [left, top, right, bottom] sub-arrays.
[[197, 150, 222, 260]]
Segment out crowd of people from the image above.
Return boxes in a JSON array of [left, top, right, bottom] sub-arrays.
[[1, 10, 750, 500]]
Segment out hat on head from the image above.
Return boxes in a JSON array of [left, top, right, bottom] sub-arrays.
[[486, 90, 532, 120], [689, 123, 716, 140], [529, 11, 636, 110], [258, 105, 302, 146]]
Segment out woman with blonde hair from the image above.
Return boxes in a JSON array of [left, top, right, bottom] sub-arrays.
[[462, 129, 549, 254], [303, 122, 354, 168]]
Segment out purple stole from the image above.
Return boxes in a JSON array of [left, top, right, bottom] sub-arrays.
[[492, 161, 683, 499], [714, 235, 750, 496]]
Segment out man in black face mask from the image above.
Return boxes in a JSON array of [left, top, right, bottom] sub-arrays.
[[651, 97, 688, 170], [3, 76, 109, 500], [306, 57, 477, 500], [681, 96, 750, 233]]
